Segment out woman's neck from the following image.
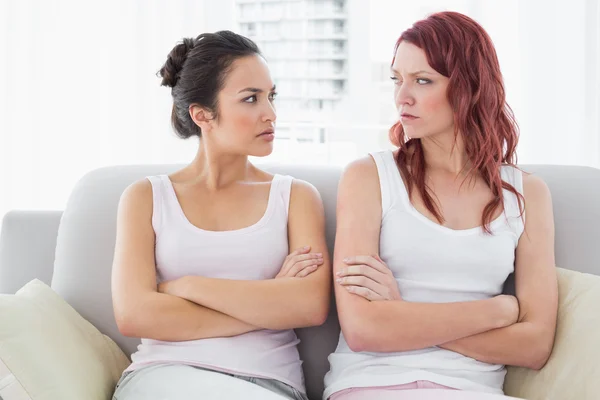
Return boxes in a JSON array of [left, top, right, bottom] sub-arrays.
[[419, 131, 472, 178], [186, 142, 254, 191]]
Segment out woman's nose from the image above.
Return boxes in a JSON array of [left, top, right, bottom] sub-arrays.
[[262, 101, 276, 123], [395, 84, 415, 107]]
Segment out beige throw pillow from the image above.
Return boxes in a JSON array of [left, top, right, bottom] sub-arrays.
[[504, 268, 600, 400], [0, 279, 130, 400]]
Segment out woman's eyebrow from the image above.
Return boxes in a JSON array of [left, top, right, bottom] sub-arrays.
[[238, 85, 277, 94], [390, 68, 435, 76]]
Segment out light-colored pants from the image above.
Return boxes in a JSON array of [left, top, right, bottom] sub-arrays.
[[112, 363, 308, 400], [329, 381, 454, 399], [329, 381, 520, 400]]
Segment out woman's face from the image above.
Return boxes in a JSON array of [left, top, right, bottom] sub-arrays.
[[203, 54, 277, 157], [391, 41, 454, 140]]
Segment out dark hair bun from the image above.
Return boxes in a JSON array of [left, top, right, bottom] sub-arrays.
[[159, 37, 196, 88]]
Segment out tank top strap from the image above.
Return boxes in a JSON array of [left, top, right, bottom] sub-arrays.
[[272, 174, 294, 218], [369, 150, 407, 218], [500, 165, 524, 217], [145, 175, 171, 236], [500, 165, 525, 236]]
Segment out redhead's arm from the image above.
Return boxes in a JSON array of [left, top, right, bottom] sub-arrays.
[[439, 174, 558, 370], [334, 157, 517, 353]]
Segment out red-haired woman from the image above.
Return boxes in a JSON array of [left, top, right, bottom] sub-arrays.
[[323, 11, 557, 400]]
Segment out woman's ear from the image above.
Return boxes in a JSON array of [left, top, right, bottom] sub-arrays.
[[189, 104, 215, 133]]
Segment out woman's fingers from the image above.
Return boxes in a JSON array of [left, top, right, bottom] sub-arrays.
[[295, 265, 319, 278], [336, 275, 382, 293], [278, 247, 320, 277], [336, 261, 401, 300], [343, 255, 389, 274], [291, 253, 323, 263], [288, 257, 324, 277], [337, 264, 385, 283], [344, 285, 384, 301], [286, 245, 311, 260]]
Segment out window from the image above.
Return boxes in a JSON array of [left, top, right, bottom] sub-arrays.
[[244, 22, 256, 36], [333, 40, 345, 54], [281, 21, 303, 38], [333, 60, 344, 74], [238, 3, 256, 20], [333, 0, 345, 13], [262, 22, 280, 36], [262, 3, 282, 19], [332, 80, 345, 94]]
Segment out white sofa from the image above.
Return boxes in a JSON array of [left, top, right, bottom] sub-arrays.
[[1, 163, 600, 400]]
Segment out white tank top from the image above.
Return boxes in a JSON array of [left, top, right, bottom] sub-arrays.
[[126, 173, 305, 393], [324, 150, 525, 398]]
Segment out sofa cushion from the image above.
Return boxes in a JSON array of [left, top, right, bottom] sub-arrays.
[[0, 279, 130, 400], [504, 267, 600, 399]]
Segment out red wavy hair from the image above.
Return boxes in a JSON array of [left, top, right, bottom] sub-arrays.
[[390, 11, 524, 233]]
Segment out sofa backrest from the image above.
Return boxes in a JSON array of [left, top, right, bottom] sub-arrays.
[[49, 163, 600, 399]]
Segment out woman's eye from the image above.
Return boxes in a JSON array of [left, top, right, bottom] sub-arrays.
[[390, 76, 401, 85], [269, 92, 277, 101], [416, 78, 431, 85], [244, 95, 257, 103]]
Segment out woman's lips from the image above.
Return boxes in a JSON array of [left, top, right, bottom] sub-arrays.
[[400, 114, 419, 122]]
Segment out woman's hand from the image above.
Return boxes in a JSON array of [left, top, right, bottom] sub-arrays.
[[276, 245, 324, 278], [493, 294, 520, 328], [336, 254, 401, 301]]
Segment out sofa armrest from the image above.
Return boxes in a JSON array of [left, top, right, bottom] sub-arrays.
[[0, 210, 63, 294]]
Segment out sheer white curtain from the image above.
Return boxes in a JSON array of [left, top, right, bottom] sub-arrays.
[[0, 0, 234, 219], [462, 0, 600, 167], [1, 0, 599, 222], [512, 0, 600, 166]]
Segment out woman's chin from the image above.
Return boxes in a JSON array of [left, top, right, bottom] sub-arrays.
[[404, 130, 421, 140], [249, 145, 274, 158], [405, 130, 433, 140]]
